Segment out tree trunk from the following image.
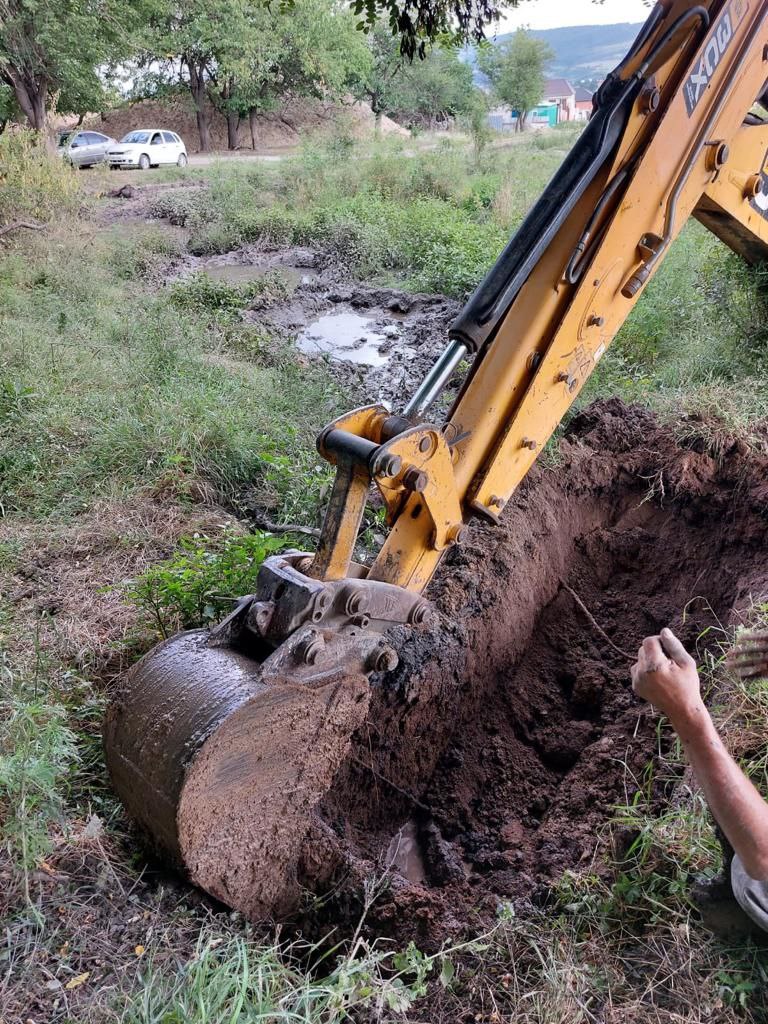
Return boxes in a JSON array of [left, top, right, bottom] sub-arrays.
[[5, 66, 47, 131], [249, 108, 259, 150], [226, 110, 240, 150], [196, 102, 211, 152], [187, 58, 211, 152]]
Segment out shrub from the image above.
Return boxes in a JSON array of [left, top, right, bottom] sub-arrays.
[[0, 656, 79, 874], [169, 270, 290, 319], [148, 187, 210, 228], [108, 226, 185, 280]]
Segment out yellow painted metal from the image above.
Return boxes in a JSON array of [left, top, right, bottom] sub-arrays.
[[309, 0, 768, 597], [309, 460, 371, 580], [364, 0, 768, 592], [695, 120, 768, 259], [373, 426, 463, 550], [309, 405, 389, 580]]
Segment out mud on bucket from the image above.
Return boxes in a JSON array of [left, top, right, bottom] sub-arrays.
[[103, 628, 370, 920]]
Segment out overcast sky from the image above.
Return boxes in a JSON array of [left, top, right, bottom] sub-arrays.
[[496, 0, 651, 32]]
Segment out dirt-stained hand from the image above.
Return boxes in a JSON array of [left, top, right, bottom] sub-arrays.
[[726, 630, 768, 680], [631, 627, 701, 723]]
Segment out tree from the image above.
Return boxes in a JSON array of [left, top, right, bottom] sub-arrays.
[[348, 24, 402, 134], [148, 0, 370, 152], [145, 0, 243, 152], [477, 28, 553, 131], [349, 0, 513, 60], [0, 0, 146, 132], [223, 0, 370, 152], [0, 83, 17, 133], [389, 46, 476, 129]]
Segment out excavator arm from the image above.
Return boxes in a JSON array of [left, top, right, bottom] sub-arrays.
[[105, 0, 768, 921], [315, 0, 768, 596]]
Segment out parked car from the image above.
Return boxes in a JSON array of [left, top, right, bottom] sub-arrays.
[[57, 130, 116, 168], [107, 130, 188, 170]]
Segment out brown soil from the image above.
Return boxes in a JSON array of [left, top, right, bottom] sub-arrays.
[[285, 399, 768, 944]]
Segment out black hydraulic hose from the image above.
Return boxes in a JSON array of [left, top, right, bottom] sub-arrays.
[[448, 72, 643, 353], [447, 3, 711, 357], [638, 6, 710, 77], [564, 6, 712, 287]]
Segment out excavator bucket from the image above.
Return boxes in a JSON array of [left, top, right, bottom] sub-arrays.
[[104, 547, 425, 919], [105, 627, 370, 918]]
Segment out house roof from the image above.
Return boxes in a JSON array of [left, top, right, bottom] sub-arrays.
[[574, 86, 594, 103], [544, 78, 575, 98]]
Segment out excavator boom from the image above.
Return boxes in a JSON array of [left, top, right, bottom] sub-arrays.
[[105, 0, 768, 920]]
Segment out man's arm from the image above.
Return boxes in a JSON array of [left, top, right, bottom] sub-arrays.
[[632, 628, 768, 881]]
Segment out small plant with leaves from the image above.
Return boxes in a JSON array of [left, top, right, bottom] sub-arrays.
[[0, 654, 79, 896], [127, 529, 288, 637], [169, 270, 290, 320]]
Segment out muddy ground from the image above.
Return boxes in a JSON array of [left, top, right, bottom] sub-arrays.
[[287, 399, 768, 945], [171, 244, 462, 409]]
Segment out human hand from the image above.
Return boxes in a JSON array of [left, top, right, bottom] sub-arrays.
[[631, 627, 703, 724], [726, 630, 768, 680]]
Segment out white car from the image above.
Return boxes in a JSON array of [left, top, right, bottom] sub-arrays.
[[107, 130, 188, 170], [58, 130, 116, 168]]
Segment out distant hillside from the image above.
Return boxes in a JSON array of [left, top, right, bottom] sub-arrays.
[[468, 22, 645, 90]]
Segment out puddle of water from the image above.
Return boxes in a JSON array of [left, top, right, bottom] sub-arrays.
[[385, 819, 427, 885], [203, 264, 309, 287], [296, 311, 394, 367]]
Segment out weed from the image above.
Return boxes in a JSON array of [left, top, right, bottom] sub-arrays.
[[0, 653, 79, 883], [148, 187, 209, 228], [0, 129, 80, 227], [127, 529, 287, 636], [107, 226, 185, 281], [169, 269, 289, 316]]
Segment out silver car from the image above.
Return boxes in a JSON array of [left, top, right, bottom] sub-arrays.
[[58, 130, 116, 168]]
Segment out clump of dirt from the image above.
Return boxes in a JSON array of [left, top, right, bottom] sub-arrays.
[[291, 399, 768, 944]]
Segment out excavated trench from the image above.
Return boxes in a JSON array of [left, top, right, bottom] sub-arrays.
[[288, 401, 768, 943]]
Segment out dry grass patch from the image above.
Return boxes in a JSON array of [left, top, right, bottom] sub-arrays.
[[0, 494, 241, 679]]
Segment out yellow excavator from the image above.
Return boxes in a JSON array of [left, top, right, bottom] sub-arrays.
[[104, 0, 768, 921]]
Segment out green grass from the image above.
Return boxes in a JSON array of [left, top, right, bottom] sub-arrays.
[[0, 653, 79, 882], [0, 222, 343, 522]]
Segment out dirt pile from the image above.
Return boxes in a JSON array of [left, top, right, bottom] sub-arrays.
[[289, 400, 768, 943], [78, 96, 406, 153]]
